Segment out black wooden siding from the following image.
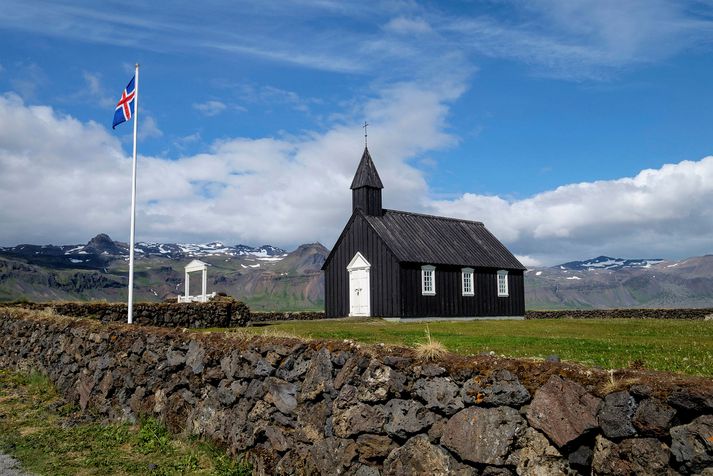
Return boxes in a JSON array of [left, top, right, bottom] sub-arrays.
[[400, 265, 525, 317], [352, 187, 383, 217], [324, 213, 400, 317]]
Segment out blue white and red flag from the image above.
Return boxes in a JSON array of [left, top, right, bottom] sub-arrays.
[[112, 76, 136, 129]]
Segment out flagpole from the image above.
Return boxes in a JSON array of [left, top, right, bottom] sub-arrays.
[[128, 63, 139, 324]]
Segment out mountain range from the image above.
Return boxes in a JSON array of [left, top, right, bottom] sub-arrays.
[[1, 234, 712, 310]]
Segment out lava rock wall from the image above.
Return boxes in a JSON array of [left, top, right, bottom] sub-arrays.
[[5, 300, 251, 328], [250, 311, 326, 323], [0, 309, 711, 475], [525, 308, 713, 320]]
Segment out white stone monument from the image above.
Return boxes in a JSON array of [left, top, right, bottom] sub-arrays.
[[178, 259, 216, 303]]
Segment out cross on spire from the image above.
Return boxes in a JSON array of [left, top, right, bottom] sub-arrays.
[[363, 121, 369, 147]]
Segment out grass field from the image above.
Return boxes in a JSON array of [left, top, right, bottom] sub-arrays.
[[232, 318, 713, 377], [0, 369, 251, 476]]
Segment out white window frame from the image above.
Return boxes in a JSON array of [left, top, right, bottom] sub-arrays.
[[421, 265, 436, 295], [462, 267, 474, 296], [497, 270, 509, 297]]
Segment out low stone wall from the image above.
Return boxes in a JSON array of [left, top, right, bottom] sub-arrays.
[[526, 308, 713, 320], [250, 311, 326, 323], [4, 300, 251, 328], [0, 308, 711, 475]]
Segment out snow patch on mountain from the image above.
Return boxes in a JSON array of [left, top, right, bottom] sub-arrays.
[[558, 256, 664, 271]]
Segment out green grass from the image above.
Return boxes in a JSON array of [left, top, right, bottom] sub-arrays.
[[243, 293, 324, 312], [231, 318, 713, 376], [0, 369, 251, 476]]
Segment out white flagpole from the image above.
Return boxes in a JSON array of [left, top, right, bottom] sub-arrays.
[[128, 63, 139, 324]]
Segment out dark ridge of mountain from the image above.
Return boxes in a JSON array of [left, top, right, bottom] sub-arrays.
[[0, 235, 288, 265], [84, 233, 126, 255]]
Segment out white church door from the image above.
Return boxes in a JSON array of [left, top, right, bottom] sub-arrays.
[[347, 252, 371, 317]]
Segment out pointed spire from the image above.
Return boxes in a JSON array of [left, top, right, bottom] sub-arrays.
[[350, 147, 383, 190]]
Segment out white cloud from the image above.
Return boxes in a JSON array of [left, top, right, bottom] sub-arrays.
[[429, 157, 713, 264], [384, 17, 433, 35], [139, 115, 163, 139], [515, 255, 545, 268], [9, 62, 47, 99], [446, 0, 713, 79], [193, 100, 228, 117], [1, 90, 712, 264], [0, 1, 710, 83], [175, 132, 202, 150], [0, 82, 454, 248], [81, 71, 114, 108], [0, 93, 128, 245]]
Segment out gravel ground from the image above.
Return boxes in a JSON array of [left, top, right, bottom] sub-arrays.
[[0, 453, 32, 476]]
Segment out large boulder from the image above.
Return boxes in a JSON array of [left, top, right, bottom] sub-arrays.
[[356, 434, 397, 463], [591, 436, 675, 475], [461, 369, 530, 407], [300, 348, 334, 401], [441, 406, 525, 466], [670, 414, 713, 474], [632, 397, 676, 437], [414, 377, 464, 415], [384, 399, 436, 438], [516, 427, 572, 476], [265, 378, 297, 414], [383, 434, 475, 476], [357, 361, 406, 402], [598, 391, 636, 439], [295, 400, 330, 443], [308, 437, 358, 475], [332, 402, 385, 438], [526, 375, 601, 448], [332, 385, 385, 438], [185, 340, 205, 374], [667, 387, 713, 415]]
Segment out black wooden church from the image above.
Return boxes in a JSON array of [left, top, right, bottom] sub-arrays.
[[322, 147, 526, 318]]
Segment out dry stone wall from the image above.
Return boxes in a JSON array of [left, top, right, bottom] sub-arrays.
[[5, 300, 251, 328], [0, 308, 711, 475], [525, 308, 713, 320], [250, 311, 326, 323]]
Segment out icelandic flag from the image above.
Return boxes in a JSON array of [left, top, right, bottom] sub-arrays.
[[112, 76, 136, 129]]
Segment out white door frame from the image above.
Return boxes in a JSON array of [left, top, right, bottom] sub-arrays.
[[347, 252, 371, 317]]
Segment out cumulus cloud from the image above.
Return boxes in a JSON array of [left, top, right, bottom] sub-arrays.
[[78, 71, 114, 108], [193, 100, 228, 116], [0, 93, 129, 245], [9, 62, 47, 99], [139, 115, 163, 139], [429, 157, 713, 264], [0, 82, 454, 248], [2, 88, 712, 264]]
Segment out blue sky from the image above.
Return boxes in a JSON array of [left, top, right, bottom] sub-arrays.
[[1, 0, 712, 265]]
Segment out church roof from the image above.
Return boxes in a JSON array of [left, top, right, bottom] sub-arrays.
[[350, 147, 384, 189], [362, 209, 526, 269]]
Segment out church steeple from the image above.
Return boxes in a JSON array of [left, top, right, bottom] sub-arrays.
[[350, 147, 383, 216]]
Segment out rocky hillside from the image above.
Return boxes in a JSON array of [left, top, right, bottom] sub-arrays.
[[2, 235, 713, 310], [0, 234, 325, 311], [527, 255, 713, 309]]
